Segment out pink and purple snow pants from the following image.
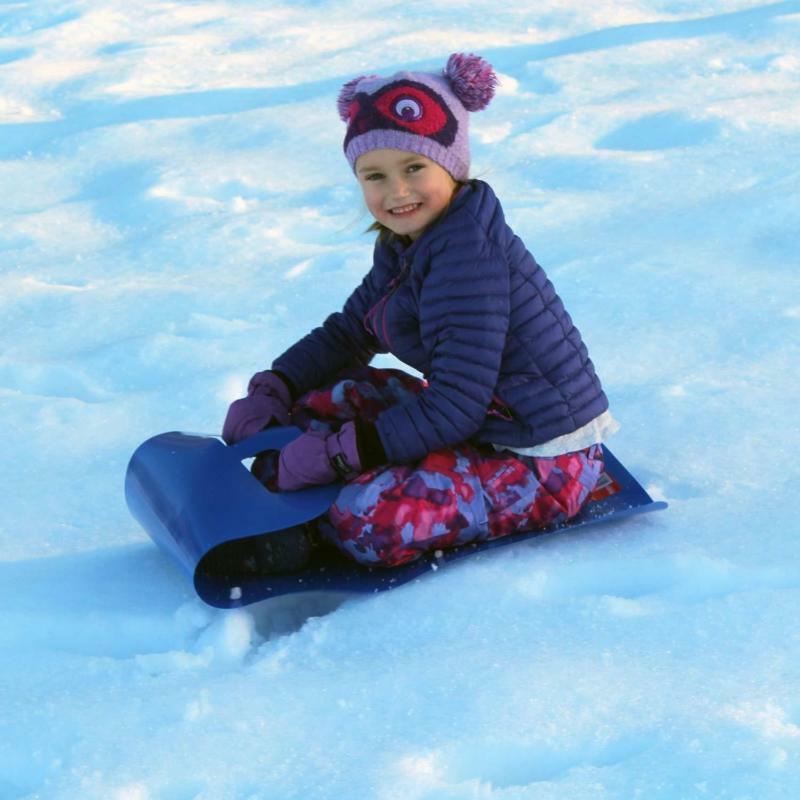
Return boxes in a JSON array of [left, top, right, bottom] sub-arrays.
[[288, 366, 604, 568]]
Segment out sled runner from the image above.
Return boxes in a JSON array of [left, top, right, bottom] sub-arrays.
[[125, 428, 667, 608]]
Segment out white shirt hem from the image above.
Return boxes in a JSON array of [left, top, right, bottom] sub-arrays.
[[491, 410, 621, 458]]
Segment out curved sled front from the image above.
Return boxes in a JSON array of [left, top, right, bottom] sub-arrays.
[[124, 427, 340, 606], [127, 432, 667, 608]]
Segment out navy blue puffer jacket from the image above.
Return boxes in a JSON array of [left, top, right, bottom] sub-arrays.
[[272, 180, 608, 463]]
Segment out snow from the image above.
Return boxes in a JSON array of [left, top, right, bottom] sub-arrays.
[[1, 0, 800, 797]]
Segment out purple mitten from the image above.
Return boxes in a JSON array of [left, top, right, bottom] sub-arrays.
[[222, 371, 292, 445], [276, 420, 362, 492]]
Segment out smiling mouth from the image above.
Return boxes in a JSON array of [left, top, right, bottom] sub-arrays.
[[389, 203, 422, 216]]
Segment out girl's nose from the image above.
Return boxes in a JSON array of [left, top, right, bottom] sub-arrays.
[[388, 175, 410, 197]]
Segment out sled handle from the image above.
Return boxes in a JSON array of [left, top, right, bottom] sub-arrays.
[[225, 426, 305, 460]]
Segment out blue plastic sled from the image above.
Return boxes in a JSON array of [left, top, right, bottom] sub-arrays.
[[125, 428, 667, 608]]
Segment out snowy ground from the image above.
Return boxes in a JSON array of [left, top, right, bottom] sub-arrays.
[[2, 1, 800, 798]]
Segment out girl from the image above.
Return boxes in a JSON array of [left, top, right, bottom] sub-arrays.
[[221, 53, 618, 573]]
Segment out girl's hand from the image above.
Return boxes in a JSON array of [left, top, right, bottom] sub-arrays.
[[276, 421, 362, 491], [221, 371, 292, 444]]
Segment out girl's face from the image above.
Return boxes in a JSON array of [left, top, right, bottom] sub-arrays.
[[355, 149, 458, 241]]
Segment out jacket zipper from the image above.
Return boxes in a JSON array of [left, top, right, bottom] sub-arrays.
[[364, 258, 408, 351]]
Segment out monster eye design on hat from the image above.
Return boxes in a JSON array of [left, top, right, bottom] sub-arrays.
[[343, 80, 458, 149]]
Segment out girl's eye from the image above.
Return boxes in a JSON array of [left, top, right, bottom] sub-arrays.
[[406, 163, 424, 173], [365, 173, 383, 181]]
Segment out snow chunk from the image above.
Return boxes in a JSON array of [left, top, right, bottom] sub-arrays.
[[194, 609, 255, 667]]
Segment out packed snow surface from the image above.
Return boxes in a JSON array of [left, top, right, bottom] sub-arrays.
[[2, 1, 800, 798]]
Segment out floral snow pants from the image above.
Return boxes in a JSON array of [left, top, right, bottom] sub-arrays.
[[288, 365, 604, 568]]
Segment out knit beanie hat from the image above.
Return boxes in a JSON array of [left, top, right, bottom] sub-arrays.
[[338, 53, 498, 181]]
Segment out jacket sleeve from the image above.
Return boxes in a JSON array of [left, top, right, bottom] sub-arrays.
[[375, 223, 510, 463], [271, 255, 388, 397]]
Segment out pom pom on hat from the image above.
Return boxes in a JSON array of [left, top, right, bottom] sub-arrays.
[[443, 53, 497, 112], [337, 75, 379, 121]]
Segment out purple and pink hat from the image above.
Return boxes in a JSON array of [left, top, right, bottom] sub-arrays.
[[337, 53, 498, 181]]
